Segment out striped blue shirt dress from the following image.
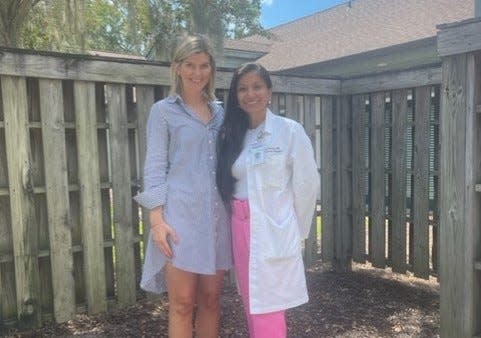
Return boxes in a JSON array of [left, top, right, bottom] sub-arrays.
[[134, 95, 233, 293]]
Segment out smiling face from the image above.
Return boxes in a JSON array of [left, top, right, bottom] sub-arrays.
[[176, 51, 213, 96], [236, 71, 272, 127]]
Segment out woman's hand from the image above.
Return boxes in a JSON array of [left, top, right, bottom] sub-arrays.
[[149, 206, 179, 258]]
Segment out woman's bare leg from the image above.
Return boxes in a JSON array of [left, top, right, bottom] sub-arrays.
[[165, 263, 197, 338], [195, 270, 225, 338]]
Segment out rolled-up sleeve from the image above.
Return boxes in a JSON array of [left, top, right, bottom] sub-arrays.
[[134, 103, 169, 209], [290, 123, 319, 239]]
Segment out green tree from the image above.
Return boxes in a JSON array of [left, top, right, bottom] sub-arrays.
[[22, 0, 86, 52], [0, 0, 40, 47], [7, 0, 266, 61], [136, 0, 188, 61], [146, 0, 265, 60]]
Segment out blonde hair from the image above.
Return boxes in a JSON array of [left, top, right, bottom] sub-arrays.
[[169, 34, 217, 101]]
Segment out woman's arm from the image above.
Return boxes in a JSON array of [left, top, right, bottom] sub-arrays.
[[134, 104, 169, 208], [290, 123, 320, 239], [134, 103, 177, 256]]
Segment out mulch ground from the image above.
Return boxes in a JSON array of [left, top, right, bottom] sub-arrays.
[[3, 261, 439, 337]]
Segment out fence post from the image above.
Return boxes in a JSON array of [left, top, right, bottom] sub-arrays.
[[438, 19, 481, 337], [2, 76, 41, 328]]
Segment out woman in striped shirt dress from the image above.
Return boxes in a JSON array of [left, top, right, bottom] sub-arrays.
[[134, 34, 232, 338]]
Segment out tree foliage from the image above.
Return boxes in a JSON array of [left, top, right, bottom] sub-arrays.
[[0, 0, 40, 47], [21, 0, 86, 52], [0, 0, 266, 61]]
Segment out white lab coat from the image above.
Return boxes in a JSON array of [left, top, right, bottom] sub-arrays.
[[245, 109, 319, 314]]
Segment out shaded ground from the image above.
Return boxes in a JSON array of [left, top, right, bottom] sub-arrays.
[[4, 262, 439, 337]]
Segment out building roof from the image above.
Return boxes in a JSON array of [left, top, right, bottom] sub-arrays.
[[224, 0, 473, 77]]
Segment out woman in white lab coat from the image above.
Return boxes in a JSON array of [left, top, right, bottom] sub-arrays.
[[216, 62, 319, 337]]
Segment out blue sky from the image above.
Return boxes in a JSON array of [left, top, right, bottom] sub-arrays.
[[261, 0, 348, 28]]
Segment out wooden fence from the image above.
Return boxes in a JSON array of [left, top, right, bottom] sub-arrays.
[[0, 19, 478, 337], [354, 84, 440, 277], [0, 47, 338, 330], [319, 67, 442, 280], [0, 46, 446, 331]]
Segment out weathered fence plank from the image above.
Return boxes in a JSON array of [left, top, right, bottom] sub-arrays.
[[412, 86, 431, 279], [440, 52, 469, 337], [0, 92, 15, 327], [370, 92, 386, 268], [351, 94, 367, 263], [38, 79, 76, 322], [341, 67, 441, 95], [437, 18, 481, 57], [271, 76, 340, 96], [105, 84, 137, 306], [440, 51, 480, 338], [94, 84, 115, 300], [321, 96, 334, 262], [270, 93, 280, 114], [285, 94, 299, 121], [0, 117, 5, 191], [273, 93, 285, 116], [298, 95, 305, 124], [0, 262, 17, 325], [473, 51, 481, 337], [334, 96, 352, 271], [74, 81, 107, 314], [303, 95, 319, 266], [390, 89, 408, 273], [0, 48, 339, 95], [135, 86, 155, 252], [2, 75, 41, 328], [0, 189, 14, 327]]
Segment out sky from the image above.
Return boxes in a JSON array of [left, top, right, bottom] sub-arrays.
[[261, 0, 348, 28]]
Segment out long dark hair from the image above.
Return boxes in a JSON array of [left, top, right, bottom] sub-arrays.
[[216, 62, 273, 207]]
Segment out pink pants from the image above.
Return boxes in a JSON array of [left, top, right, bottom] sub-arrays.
[[231, 199, 287, 338]]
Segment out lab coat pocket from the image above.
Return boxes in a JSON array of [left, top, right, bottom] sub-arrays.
[[264, 153, 285, 188], [264, 211, 301, 260]]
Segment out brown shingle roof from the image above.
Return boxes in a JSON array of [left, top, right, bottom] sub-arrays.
[[228, 0, 473, 71], [223, 39, 271, 53]]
